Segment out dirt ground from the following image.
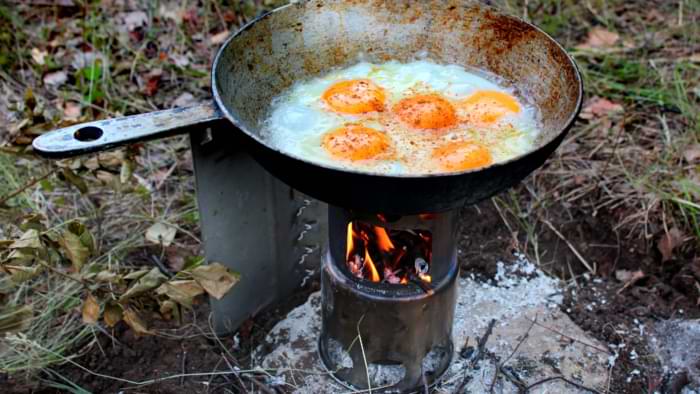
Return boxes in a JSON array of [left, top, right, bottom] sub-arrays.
[[19, 199, 695, 393]]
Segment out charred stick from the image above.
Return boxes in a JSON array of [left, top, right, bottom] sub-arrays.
[[455, 319, 497, 393], [408, 272, 434, 295]]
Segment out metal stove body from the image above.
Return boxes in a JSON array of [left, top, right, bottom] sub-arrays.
[[190, 129, 326, 334], [319, 207, 459, 392]]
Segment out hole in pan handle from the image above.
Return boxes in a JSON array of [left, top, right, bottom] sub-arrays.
[[32, 101, 225, 159]]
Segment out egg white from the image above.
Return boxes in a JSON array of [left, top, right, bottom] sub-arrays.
[[262, 60, 541, 175]]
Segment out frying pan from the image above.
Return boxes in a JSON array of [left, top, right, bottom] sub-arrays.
[[33, 0, 583, 215]]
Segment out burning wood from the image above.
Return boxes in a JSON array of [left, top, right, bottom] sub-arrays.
[[345, 220, 432, 285]]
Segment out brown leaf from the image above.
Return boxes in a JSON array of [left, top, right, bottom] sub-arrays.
[[63, 102, 81, 121], [81, 294, 100, 324], [103, 303, 123, 327], [58, 229, 90, 271], [145, 223, 177, 247], [190, 263, 240, 300], [615, 269, 644, 282], [580, 96, 624, 119], [616, 270, 645, 294], [165, 246, 188, 272], [156, 280, 204, 307], [210, 30, 230, 45], [123, 308, 150, 335], [658, 227, 684, 262], [576, 27, 620, 50], [683, 144, 700, 163]]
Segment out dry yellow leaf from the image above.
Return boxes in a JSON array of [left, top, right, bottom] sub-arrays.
[[190, 263, 240, 300], [81, 294, 100, 324], [123, 308, 150, 335]]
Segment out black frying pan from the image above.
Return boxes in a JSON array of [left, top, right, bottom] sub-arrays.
[[32, 0, 583, 215]]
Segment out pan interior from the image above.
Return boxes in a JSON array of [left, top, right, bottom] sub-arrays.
[[213, 0, 581, 163]]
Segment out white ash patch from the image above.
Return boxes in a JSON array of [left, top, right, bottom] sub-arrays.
[[650, 319, 700, 390], [257, 256, 608, 393]]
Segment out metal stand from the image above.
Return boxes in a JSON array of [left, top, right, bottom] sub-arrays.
[[190, 129, 326, 334]]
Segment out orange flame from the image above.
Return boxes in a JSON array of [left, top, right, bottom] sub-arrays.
[[364, 249, 380, 282], [346, 222, 354, 261], [374, 227, 395, 252]]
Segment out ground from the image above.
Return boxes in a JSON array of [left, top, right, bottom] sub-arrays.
[[0, 0, 699, 393]]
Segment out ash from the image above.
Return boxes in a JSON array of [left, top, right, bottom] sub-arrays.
[[651, 319, 700, 390], [255, 255, 609, 393]]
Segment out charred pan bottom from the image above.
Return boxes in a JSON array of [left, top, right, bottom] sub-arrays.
[[319, 251, 457, 393]]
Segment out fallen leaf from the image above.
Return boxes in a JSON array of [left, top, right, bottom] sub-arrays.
[[159, 300, 181, 322], [81, 294, 100, 324], [123, 308, 150, 335], [170, 53, 190, 68], [0, 305, 33, 334], [121, 11, 148, 31], [190, 262, 240, 300], [145, 222, 177, 247], [156, 280, 204, 307], [580, 97, 624, 119], [616, 270, 645, 294], [58, 229, 90, 271], [143, 70, 162, 97], [63, 102, 81, 121], [10, 229, 42, 250], [119, 267, 167, 301], [576, 27, 620, 50], [615, 269, 644, 282], [210, 30, 230, 45], [172, 92, 196, 108], [123, 268, 149, 281], [103, 303, 123, 327], [683, 144, 700, 163], [61, 168, 88, 193], [658, 227, 684, 262], [31, 48, 47, 65], [43, 71, 68, 86], [5, 264, 44, 283], [165, 246, 188, 271]]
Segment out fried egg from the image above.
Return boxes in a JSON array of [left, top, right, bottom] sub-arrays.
[[262, 60, 540, 175]]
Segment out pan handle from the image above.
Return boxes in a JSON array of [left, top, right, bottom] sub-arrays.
[[32, 101, 226, 158]]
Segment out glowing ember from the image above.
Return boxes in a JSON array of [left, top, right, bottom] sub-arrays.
[[345, 220, 432, 285]]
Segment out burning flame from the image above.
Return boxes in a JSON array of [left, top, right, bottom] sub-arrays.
[[345, 219, 432, 286], [346, 222, 354, 261], [374, 227, 395, 252], [364, 248, 380, 282]]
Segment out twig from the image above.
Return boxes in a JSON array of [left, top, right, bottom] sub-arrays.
[[543, 220, 595, 274], [455, 319, 497, 393], [489, 315, 538, 393], [356, 315, 372, 394], [0, 169, 55, 206], [220, 353, 249, 394], [179, 344, 187, 386], [524, 375, 603, 394]]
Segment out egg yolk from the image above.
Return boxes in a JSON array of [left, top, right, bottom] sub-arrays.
[[393, 94, 458, 130], [321, 79, 387, 114], [459, 90, 521, 125], [432, 141, 492, 171], [322, 124, 391, 161]]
